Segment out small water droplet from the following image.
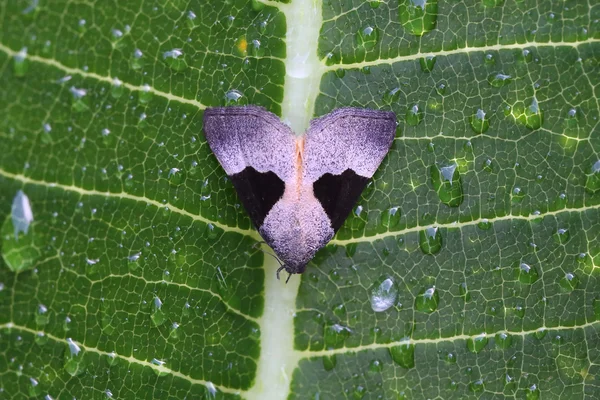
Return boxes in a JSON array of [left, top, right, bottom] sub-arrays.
[[431, 163, 463, 207], [526, 384, 541, 400], [356, 26, 379, 50], [130, 48, 144, 70], [398, 0, 438, 36], [383, 87, 401, 105], [585, 160, 600, 193], [35, 304, 49, 326], [151, 296, 167, 326], [415, 286, 439, 313], [369, 0, 382, 8], [139, 84, 154, 104], [13, 47, 28, 77], [515, 262, 539, 284], [459, 282, 471, 301], [1, 190, 41, 272], [352, 384, 367, 400], [69, 86, 89, 112], [322, 354, 337, 371], [467, 333, 489, 353], [495, 332, 512, 348], [469, 108, 490, 134], [435, 81, 447, 95], [419, 227, 442, 254], [324, 324, 351, 349], [251, 0, 265, 11], [487, 72, 512, 87], [512, 186, 525, 202], [419, 55, 436, 72], [477, 219, 492, 230], [405, 104, 423, 126], [559, 272, 579, 291], [368, 358, 384, 373], [469, 379, 485, 393], [249, 39, 264, 57], [553, 228, 570, 244], [534, 328, 547, 340], [28, 377, 42, 397], [224, 89, 245, 105], [389, 339, 414, 369], [381, 207, 401, 228], [63, 338, 86, 376], [111, 77, 124, 98], [370, 277, 398, 312], [512, 97, 544, 130], [163, 48, 188, 72]]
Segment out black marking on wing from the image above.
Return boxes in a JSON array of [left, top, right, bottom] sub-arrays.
[[229, 166, 285, 228], [312, 169, 369, 232]]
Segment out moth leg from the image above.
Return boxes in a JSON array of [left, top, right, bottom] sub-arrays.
[[285, 272, 293, 284], [276, 265, 286, 280]]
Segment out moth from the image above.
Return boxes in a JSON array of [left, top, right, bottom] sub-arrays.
[[203, 106, 396, 281]]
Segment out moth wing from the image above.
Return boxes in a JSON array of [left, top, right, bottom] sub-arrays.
[[303, 108, 396, 232], [203, 106, 296, 228]]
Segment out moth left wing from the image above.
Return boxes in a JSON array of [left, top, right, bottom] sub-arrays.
[[303, 108, 396, 232], [203, 106, 296, 228]]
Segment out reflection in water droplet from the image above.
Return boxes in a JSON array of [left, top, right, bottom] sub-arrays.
[[436, 81, 447, 96], [431, 163, 463, 207], [585, 160, 600, 193], [419, 227, 442, 254], [559, 272, 579, 291], [469, 109, 490, 134], [163, 49, 188, 71], [13, 47, 28, 77], [389, 339, 414, 369], [10, 190, 33, 239], [467, 333, 489, 353], [370, 277, 398, 312], [487, 73, 512, 87], [415, 286, 439, 313], [405, 104, 423, 126], [419, 55, 436, 72], [398, 0, 438, 36], [515, 262, 539, 284]]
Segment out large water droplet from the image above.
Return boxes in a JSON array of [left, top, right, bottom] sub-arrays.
[[419, 227, 442, 254], [64, 338, 86, 376], [419, 55, 436, 72], [585, 160, 600, 193], [469, 108, 490, 134], [431, 163, 463, 207], [487, 73, 512, 87], [469, 379, 485, 393], [415, 286, 439, 313], [515, 262, 539, 284], [69, 86, 89, 112], [398, 0, 438, 36], [495, 332, 512, 349], [324, 324, 351, 349], [163, 49, 188, 72], [130, 48, 144, 70], [512, 97, 544, 130], [405, 104, 423, 126], [224, 89, 245, 106], [383, 87, 401, 105], [553, 228, 570, 244], [389, 339, 414, 369], [559, 272, 579, 291], [467, 333, 489, 353], [151, 296, 167, 326], [13, 47, 28, 77], [370, 277, 398, 312], [527, 384, 541, 400], [381, 207, 401, 229]]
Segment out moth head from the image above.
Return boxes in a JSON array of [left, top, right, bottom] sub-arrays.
[[276, 263, 306, 283]]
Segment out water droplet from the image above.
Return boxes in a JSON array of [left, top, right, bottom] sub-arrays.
[[398, 0, 438, 36], [512, 97, 544, 130], [151, 296, 167, 326], [28, 377, 42, 397], [405, 104, 423, 126], [477, 219, 492, 230], [249, 39, 264, 57], [361, 66, 371, 74], [168, 167, 185, 186], [186, 10, 198, 29], [534, 328, 547, 340], [35, 332, 48, 346], [389, 339, 414, 369], [163, 48, 188, 72], [69, 86, 89, 112], [356, 26, 379, 50], [139, 84, 154, 104], [467, 333, 489, 353], [487, 73, 512, 87], [512, 186, 525, 202], [435, 81, 447, 96], [64, 338, 86, 376], [111, 77, 124, 99], [368, 359, 384, 373], [483, 52, 496, 64], [381, 207, 401, 228], [130, 49, 144, 70], [415, 286, 439, 313], [419, 227, 442, 254], [527, 384, 540, 400], [251, 0, 265, 11], [585, 160, 600, 193], [469, 108, 490, 134], [444, 352, 457, 364], [13, 47, 28, 77], [35, 304, 49, 326], [334, 68, 346, 78], [431, 163, 463, 207], [419, 55, 436, 72], [324, 324, 351, 349], [515, 262, 539, 284], [559, 272, 579, 291], [224, 89, 245, 106], [1, 190, 41, 272], [383, 87, 401, 105], [352, 385, 367, 400], [495, 332, 512, 349], [369, 0, 382, 8], [322, 354, 336, 371], [370, 277, 398, 312], [469, 379, 485, 393], [513, 304, 525, 318], [553, 228, 570, 244]]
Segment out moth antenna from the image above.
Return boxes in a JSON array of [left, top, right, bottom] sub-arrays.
[[285, 272, 292, 284], [276, 265, 286, 281], [253, 243, 284, 266]]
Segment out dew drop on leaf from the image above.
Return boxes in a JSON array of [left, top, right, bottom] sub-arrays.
[[559, 272, 579, 291], [495, 332, 512, 349], [419, 55, 436, 72], [322, 354, 336, 371], [534, 328, 547, 340], [405, 104, 423, 126], [28, 377, 42, 397], [370, 277, 398, 312], [469, 379, 485, 393], [356, 26, 379, 50], [527, 384, 541, 400], [398, 0, 438, 36], [130, 48, 144, 70], [111, 77, 124, 99], [383, 87, 401, 105], [63, 338, 86, 376], [477, 219, 492, 230], [431, 163, 463, 207], [368, 358, 384, 373], [13, 47, 28, 77], [35, 304, 49, 326], [467, 333, 489, 353], [389, 340, 414, 369], [487, 72, 512, 87], [515, 262, 539, 284], [163, 48, 188, 72], [553, 228, 570, 244], [414, 286, 439, 313], [139, 84, 154, 104], [380, 207, 401, 228], [585, 160, 600, 193], [469, 108, 490, 134], [419, 227, 442, 254]]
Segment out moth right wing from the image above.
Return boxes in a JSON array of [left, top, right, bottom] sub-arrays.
[[203, 106, 297, 228], [303, 108, 397, 232]]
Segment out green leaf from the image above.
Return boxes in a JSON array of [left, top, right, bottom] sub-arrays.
[[0, 0, 598, 399]]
